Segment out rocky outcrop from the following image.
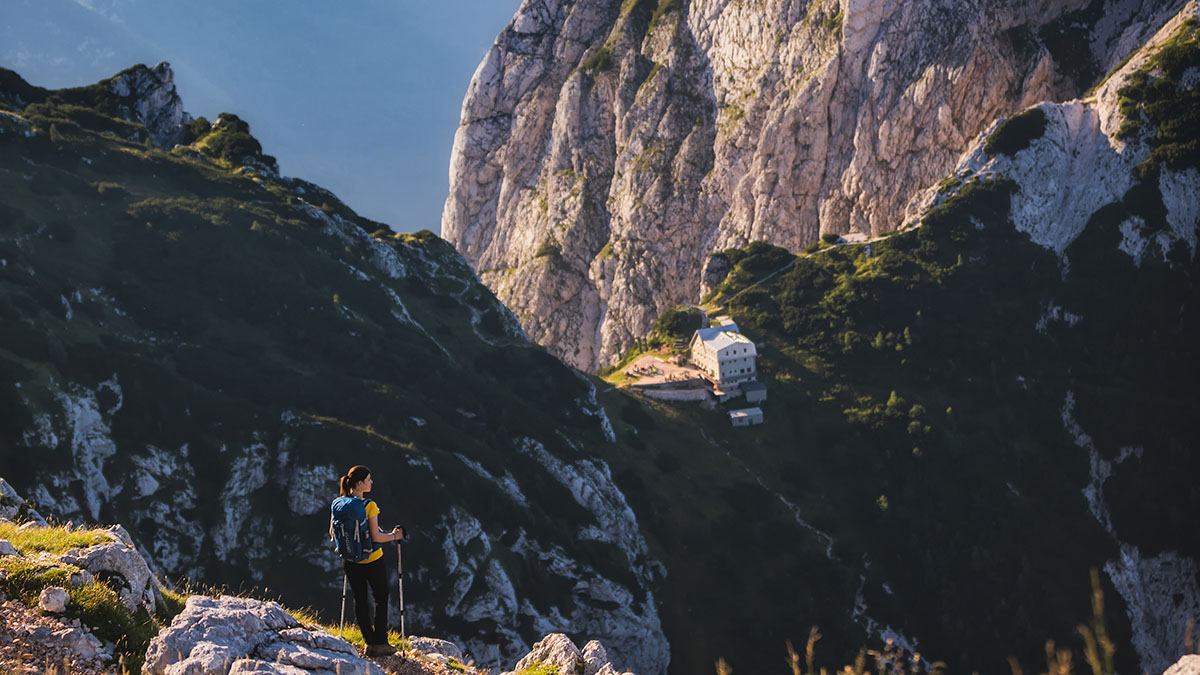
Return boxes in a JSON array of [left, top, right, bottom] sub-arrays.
[[503, 633, 634, 675], [0, 477, 46, 525], [59, 524, 164, 615], [907, 1, 1200, 262], [407, 636, 464, 660], [143, 595, 385, 675], [38, 587, 70, 613], [2, 522, 165, 617], [0, 481, 131, 670], [427, 440, 668, 673], [107, 62, 192, 148], [443, 0, 1188, 370], [3, 476, 165, 619]]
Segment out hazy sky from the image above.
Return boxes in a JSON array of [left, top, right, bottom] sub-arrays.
[[2, 0, 520, 233]]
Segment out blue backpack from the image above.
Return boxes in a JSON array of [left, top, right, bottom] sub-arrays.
[[330, 496, 378, 562]]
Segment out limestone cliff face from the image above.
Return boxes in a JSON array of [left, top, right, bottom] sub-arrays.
[[443, 0, 1186, 370], [108, 62, 191, 148], [909, 1, 1198, 262]]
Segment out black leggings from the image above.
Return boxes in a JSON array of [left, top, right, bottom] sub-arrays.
[[344, 556, 389, 644]]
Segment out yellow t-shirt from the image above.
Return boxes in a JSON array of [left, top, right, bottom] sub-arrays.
[[358, 500, 383, 564]]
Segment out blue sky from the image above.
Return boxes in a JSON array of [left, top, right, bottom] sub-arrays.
[[2, 0, 519, 233]]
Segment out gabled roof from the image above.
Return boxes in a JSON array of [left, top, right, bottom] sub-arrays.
[[694, 328, 756, 356]]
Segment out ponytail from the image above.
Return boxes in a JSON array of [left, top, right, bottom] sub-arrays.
[[340, 465, 371, 497]]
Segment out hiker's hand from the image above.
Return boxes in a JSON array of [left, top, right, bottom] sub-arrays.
[[392, 526, 405, 541]]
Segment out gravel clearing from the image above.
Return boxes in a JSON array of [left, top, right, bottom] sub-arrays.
[[0, 592, 120, 674]]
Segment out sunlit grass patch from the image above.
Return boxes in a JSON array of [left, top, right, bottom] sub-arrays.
[[0, 521, 110, 555], [289, 605, 408, 651]]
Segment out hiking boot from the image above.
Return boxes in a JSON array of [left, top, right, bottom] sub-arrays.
[[367, 643, 397, 657]]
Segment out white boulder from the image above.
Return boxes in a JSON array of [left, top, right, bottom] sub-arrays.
[[408, 636, 464, 660], [39, 586, 70, 613], [54, 626, 108, 661], [507, 633, 580, 675], [144, 595, 384, 675], [58, 527, 162, 614], [505, 633, 634, 675], [1166, 655, 1200, 675], [582, 640, 609, 675], [228, 661, 310, 674]]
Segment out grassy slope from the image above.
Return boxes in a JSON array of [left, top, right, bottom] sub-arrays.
[[601, 173, 1198, 673], [0, 67, 632, 660], [612, 29, 1200, 671]]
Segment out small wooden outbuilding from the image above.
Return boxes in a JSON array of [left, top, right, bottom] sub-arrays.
[[729, 407, 764, 427]]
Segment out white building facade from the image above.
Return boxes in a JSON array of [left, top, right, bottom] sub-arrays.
[[689, 327, 758, 388]]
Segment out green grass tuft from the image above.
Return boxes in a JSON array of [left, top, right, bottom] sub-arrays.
[[819, 6, 843, 32], [649, 0, 679, 31], [707, 241, 795, 303], [1115, 18, 1200, 176], [516, 663, 560, 675], [157, 586, 188, 621], [534, 236, 561, 258], [0, 521, 111, 554], [0, 557, 72, 601], [648, 305, 704, 350], [984, 107, 1048, 157], [289, 605, 411, 651], [582, 44, 615, 73], [191, 112, 276, 171]]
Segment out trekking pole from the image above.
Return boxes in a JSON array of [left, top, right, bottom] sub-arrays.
[[396, 539, 406, 657], [338, 573, 348, 639]]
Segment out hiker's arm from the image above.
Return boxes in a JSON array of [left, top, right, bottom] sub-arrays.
[[367, 515, 404, 543]]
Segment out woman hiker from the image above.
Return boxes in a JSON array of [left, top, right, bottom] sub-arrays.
[[332, 465, 405, 656]]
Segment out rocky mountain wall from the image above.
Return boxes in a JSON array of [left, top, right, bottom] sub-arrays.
[[443, 0, 1187, 370], [0, 68, 667, 674]]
